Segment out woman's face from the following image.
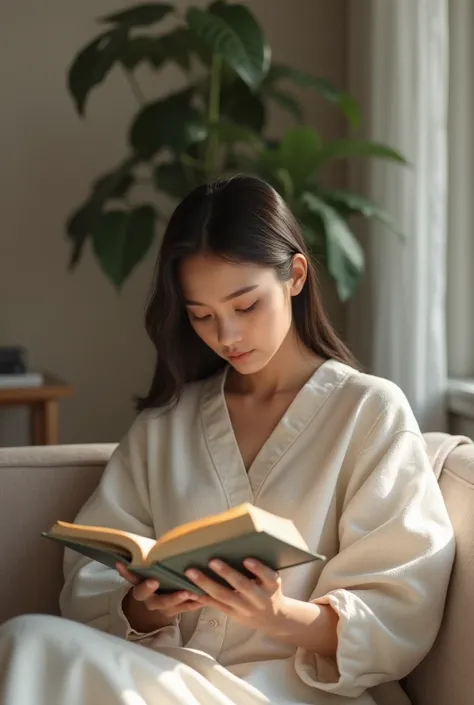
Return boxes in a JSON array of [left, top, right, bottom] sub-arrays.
[[179, 254, 306, 374]]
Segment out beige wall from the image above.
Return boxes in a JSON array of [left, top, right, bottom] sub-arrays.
[[0, 0, 348, 446]]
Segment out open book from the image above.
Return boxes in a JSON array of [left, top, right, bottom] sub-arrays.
[[43, 503, 325, 594]]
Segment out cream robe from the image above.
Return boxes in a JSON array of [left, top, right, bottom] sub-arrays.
[[0, 360, 455, 705]]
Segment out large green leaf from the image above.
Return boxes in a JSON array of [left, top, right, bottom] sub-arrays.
[[129, 89, 207, 156], [266, 64, 360, 128], [322, 189, 404, 239], [220, 79, 266, 132], [66, 157, 138, 268], [316, 139, 408, 167], [67, 201, 102, 268], [120, 28, 194, 72], [101, 3, 174, 27], [279, 126, 321, 191], [119, 36, 165, 70], [186, 4, 269, 90], [265, 88, 303, 123], [68, 29, 128, 115], [160, 27, 195, 71], [302, 192, 364, 301], [255, 127, 321, 194], [92, 206, 156, 288], [154, 161, 192, 199], [210, 2, 271, 79]]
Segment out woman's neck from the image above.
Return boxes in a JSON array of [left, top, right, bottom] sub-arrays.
[[226, 329, 325, 400]]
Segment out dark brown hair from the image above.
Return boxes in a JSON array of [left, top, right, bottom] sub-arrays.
[[137, 175, 356, 411]]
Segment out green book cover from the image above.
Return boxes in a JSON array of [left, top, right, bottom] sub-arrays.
[[42, 530, 324, 595]]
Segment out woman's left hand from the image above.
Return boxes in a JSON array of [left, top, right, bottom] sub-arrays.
[[185, 558, 290, 636]]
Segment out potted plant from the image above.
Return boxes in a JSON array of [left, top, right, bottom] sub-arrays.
[[66, 1, 406, 300]]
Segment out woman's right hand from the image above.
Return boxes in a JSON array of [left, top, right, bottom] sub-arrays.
[[116, 562, 203, 633]]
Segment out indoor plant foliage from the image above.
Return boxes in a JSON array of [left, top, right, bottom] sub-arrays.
[[66, 1, 406, 300]]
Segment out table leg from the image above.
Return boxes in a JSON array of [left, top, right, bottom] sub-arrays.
[[44, 400, 59, 445], [31, 404, 45, 445]]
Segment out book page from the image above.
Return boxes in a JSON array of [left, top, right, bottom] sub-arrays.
[[154, 504, 253, 549], [50, 521, 157, 566]]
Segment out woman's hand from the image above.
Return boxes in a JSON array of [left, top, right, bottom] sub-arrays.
[[116, 562, 202, 634], [185, 559, 339, 656], [185, 558, 291, 637]]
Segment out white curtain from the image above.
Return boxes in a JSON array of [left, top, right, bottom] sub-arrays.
[[347, 0, 449, 431]]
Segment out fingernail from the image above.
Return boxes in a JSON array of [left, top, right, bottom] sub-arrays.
[[209, 559, 224, 570], [186, 569, 199, 579], [146, 579, 158, 589], [244, 558, 257, 568]]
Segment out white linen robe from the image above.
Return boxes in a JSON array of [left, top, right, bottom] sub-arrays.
[[0, 360, 455, 705]]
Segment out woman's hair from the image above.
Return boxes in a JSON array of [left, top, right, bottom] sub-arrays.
[[137, 174, 357, 411]]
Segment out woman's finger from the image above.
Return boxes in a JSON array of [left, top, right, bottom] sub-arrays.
[[243, 558, 281, 589], [166, 599, 204, 617], [145, 590, 198, 611], [131, 579, 161, 601], [116, 562, 141, 586], [185, 567, 246, 610], [134, 580, 193, 612], [207, 560, 266, 608], [147, 590, 200, 614]]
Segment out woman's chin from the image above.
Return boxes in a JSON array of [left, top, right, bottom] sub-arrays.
[[228, 351, 269, 375]]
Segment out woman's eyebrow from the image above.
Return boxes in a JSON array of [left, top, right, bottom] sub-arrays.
[[184, 285, 259, 306]]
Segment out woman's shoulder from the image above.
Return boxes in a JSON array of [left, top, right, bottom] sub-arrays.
[[329, 360, 421, 440], [126, 376, 211, 439]]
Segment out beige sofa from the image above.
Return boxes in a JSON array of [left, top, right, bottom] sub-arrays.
[[0, 433, 473, 705]]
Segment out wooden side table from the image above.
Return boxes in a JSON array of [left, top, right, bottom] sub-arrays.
[[0, 374, 74, 445]]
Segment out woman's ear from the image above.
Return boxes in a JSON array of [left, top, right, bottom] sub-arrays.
[[289, 254, 308, 297]]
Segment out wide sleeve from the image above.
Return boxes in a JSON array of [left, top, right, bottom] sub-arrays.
[[59, 415, 182, 647], [294, 429, 455, 698]]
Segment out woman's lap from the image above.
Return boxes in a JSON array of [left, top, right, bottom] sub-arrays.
[[0, 614, 266, 705]]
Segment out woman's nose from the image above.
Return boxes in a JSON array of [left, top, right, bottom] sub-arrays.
[[217, 319, 242, 348]]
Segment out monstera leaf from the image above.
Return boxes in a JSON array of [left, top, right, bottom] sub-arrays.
[[92, 206, 157, 288], [186, 2, 270, 90]]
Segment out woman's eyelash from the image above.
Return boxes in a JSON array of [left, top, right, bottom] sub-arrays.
[[190, 301, 258, 322], [237, 301, 258, 314]]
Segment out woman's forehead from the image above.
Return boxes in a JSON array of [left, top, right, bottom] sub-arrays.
[[179, 255, 272, 301]]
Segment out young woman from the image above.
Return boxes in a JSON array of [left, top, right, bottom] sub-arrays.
[[0, 176, 454, 705]]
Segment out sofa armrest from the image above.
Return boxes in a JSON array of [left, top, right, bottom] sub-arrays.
[[405, 442, 474, 705], [0, 443, 116, 624]]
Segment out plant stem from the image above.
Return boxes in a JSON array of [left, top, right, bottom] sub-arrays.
[[205, 53, 222, 178]]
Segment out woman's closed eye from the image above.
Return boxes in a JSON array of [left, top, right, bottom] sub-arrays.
[[236, 301, 258, 314], [190, 301, 259, 322], [190, 312, 212, 322]]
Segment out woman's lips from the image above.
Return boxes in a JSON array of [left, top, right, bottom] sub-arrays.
[[227, 350, 253, 362]]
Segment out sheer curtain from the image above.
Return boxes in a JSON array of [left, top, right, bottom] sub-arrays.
[[347, 0, 449, 431]]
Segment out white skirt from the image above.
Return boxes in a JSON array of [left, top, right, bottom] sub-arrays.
[[0, 614, 269, 705], [0, 615, 391, 705]]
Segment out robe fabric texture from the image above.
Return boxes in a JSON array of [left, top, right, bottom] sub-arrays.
[[0, 360, 455, 704]]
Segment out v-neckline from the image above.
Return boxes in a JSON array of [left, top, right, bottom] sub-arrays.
[[200, 358, 348, 505]]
